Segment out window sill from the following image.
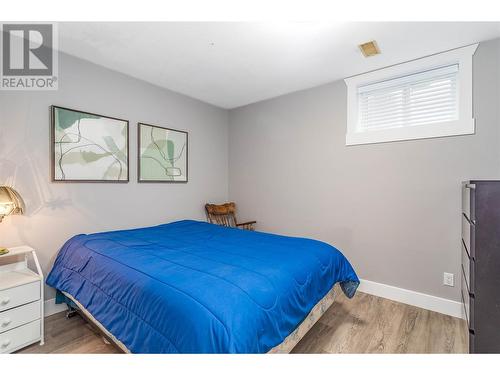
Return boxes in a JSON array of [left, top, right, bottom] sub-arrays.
[[346, 119, 475, 146]]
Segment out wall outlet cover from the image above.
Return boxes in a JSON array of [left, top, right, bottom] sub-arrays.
[[443, 272, 454, 287]]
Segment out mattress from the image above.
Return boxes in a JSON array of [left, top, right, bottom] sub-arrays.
[[46, 220, 359, 353]]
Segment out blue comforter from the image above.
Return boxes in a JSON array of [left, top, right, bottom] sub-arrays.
[[46, 220, 359, 353]]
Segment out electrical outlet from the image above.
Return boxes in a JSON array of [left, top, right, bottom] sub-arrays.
[[443, 272, 454, 287]]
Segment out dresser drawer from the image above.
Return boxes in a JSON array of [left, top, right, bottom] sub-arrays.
[[0, 319, 41, 353], [462, 214, 475, 259], [462, 182, 476, 222], [0, 301, 40, 334], [469, 330, 475, 354], [462, 263, 472, 296], [461, 285, 475, 331], [0, 282, 40, 312], [461, 239, 474, 294]]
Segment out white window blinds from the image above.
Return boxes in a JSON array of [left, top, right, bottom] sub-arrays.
[[357, 64, 459, 131]]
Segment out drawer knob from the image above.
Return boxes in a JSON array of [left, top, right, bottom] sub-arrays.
[[1, 339, 11, 348], [1, 318, 11, 327], [0, 297, 10, 305]]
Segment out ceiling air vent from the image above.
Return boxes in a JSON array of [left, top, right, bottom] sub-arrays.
[[359, 40, 380, 57]]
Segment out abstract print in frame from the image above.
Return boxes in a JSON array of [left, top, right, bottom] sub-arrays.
[[51, 106, 129, 182], [138, 123, 188, 183]]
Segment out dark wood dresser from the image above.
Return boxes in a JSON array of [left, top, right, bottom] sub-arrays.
[[462, 180, 500, 353]]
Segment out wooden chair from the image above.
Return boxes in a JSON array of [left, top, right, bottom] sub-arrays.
[[205, 202, 256, 231]]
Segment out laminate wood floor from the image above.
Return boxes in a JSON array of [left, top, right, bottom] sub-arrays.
[[292, 291, 467, 354], [17, 291, 467, 354]]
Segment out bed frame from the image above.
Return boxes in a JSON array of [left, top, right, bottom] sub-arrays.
[[62, 285, 337, 354]]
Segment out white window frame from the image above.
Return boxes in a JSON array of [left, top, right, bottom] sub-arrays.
[[344, 44, 478, 146]]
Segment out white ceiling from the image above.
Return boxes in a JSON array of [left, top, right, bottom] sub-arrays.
[[59, 22, 500, 109]]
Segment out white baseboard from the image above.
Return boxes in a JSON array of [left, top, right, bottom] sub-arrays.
[[358, 279, 465, 319], [44, 298, 67, 317]]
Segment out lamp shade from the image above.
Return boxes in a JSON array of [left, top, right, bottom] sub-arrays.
[[0, 186, 25, 221]]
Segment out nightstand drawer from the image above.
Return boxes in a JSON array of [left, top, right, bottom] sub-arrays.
[[0, 301, 40, 333], [0, 319, 41, 353], [0, 282, 40, 312]]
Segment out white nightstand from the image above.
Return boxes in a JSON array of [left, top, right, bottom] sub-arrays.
[[0, 246, 44, 353]]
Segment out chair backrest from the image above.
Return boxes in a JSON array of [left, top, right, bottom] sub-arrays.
[[205, 202, 237, 227]]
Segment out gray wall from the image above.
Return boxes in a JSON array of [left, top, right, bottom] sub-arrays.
[[1, 39, 498, 304], [0, 53, 229, 300], [228, 39, 500, 301]]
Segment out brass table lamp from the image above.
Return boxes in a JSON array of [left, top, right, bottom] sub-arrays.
[[0, 186, 25, 254]]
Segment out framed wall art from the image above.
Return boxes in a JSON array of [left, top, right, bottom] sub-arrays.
[[51, 106, 129, 182], [138, 123, 188, 183]]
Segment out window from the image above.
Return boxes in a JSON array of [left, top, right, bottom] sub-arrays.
[[345, 44, 478, 145]]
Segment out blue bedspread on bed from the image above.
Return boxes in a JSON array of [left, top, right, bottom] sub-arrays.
[[46, 220, 359, 353]]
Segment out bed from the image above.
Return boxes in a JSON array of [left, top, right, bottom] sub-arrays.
[[46, 220, 359, 353]]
